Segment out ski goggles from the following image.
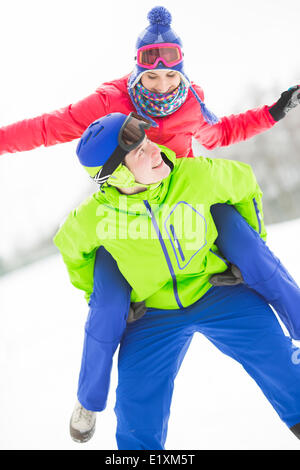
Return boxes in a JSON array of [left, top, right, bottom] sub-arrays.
[[137, 43, 183, 69], [93, 112, 152, 185]]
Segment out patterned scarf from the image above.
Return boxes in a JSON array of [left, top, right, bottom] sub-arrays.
[[132, 80, 188, 118]]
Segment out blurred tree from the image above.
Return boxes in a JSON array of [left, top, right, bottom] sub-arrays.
[[193, 82, 300, 224]]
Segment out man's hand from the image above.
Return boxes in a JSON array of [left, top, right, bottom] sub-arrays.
[[209, 264, 244, 287], [127, 301, 147, 323], [269, 85, 300, 121]]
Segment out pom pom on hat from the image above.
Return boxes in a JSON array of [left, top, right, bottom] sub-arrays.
[[147, 6, 172, 26], [136, 6, 182, 49]]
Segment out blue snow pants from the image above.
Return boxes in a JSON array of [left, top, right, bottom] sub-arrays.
[[77, 204, 300, 413], [115, 285, 300, 450]]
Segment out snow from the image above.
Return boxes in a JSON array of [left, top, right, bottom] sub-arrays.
[[1, 219, 300, 450]]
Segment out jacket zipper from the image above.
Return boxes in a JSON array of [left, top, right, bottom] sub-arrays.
[[253, 198, 262, 234], [143, 200, 184, 309]]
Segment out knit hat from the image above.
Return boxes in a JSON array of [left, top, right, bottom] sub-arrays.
[[128, 6, 219, 126]]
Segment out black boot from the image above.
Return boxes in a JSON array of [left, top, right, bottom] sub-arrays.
[[290, 423, 300, 439]]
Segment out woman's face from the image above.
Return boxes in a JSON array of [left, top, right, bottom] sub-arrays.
[[140, 70, 181, 94]]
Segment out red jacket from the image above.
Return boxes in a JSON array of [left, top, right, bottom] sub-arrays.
[[0, 74, 275, 158]]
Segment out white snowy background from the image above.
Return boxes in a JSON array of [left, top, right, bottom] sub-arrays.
[[1, 0, 300, 450]]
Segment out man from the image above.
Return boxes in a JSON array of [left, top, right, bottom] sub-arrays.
[[54, 112, 300, 449]]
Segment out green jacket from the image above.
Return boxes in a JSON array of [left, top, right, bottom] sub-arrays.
[[53, 146, 266, 309]]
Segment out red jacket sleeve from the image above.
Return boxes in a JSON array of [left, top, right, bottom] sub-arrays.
[[0, 88, 110, 155], [192, 85, 276, 150]]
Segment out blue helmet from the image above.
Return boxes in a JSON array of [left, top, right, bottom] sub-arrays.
[[76, 112, 151, 184], [76, 113, 128, 177]]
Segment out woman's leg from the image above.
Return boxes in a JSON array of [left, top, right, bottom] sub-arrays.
[[211, 203, 300, 339], [77, 246, 132, 411]]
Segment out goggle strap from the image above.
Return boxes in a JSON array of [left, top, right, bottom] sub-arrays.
[[96, 146, 127, 183]]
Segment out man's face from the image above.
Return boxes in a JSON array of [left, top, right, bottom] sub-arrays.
[[124, 136, 171, 185]]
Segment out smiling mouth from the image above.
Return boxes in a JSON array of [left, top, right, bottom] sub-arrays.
[[152, 160, 164, 169]]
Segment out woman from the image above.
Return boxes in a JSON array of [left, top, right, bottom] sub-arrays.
[[1, 6, 300, 442]]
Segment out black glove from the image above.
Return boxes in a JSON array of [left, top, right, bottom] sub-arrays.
[[127, 301, 147, 323], [209, 264, 244, 287], [269, 85, 300, 121]]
